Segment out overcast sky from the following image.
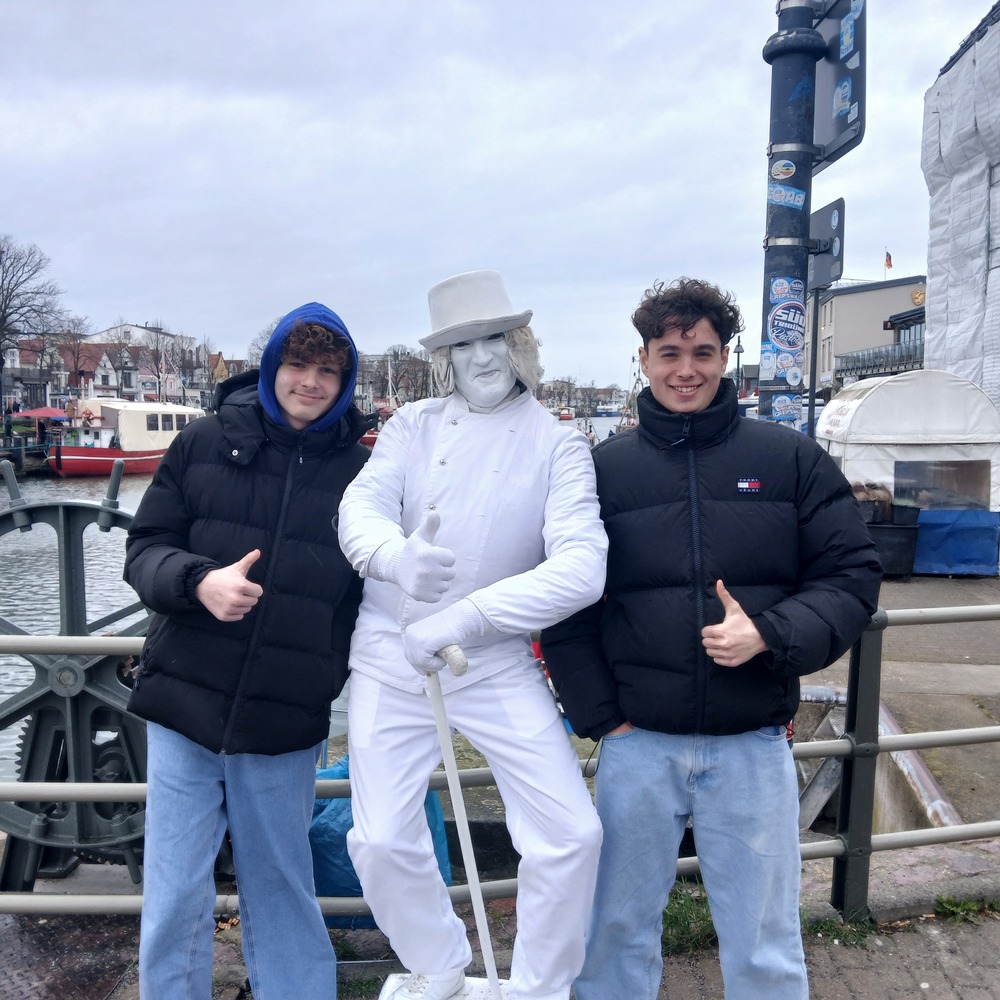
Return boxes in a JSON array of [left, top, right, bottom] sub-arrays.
[[0, 1, 984, 387]]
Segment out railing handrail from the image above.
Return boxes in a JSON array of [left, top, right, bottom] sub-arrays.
[[1, 602, 999, 921], [3, 720, 1000, 803]]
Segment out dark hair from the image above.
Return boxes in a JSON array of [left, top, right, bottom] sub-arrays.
[[631, 277, 744, 349], [280, 322, 353, 371]]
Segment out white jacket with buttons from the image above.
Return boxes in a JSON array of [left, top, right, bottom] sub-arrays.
[[337, 390, 609, 693]]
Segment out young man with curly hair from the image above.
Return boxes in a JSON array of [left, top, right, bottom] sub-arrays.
[[542, 277, 881, 1000]]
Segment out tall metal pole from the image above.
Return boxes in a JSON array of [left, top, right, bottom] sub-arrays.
[[759, 1, 827, 423]]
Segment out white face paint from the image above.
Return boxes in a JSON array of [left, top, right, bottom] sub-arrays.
[[450, 332, 517, 409]]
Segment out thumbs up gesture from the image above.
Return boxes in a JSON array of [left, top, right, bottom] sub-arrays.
[[195, 549, 265, 622], [700, 580, 769, 668], [393, 510, 457, 603]]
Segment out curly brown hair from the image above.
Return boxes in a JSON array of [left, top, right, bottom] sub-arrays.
[[281, 322, 353, 371], [631, 277, 744, 349]]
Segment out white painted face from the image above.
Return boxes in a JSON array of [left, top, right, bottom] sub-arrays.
[[450, 332, 516, 409]]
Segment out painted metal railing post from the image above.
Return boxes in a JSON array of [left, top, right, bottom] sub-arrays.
[[830, 611, 887, 919]]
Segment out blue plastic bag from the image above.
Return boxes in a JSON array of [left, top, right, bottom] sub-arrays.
[[310, 753, 452, 929]]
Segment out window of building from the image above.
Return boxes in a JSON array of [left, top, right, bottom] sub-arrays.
[[897, 321, 926, 344], [100, 373, 109, 386], [123, 372, 133, 388], [893, 459, 991, 509]]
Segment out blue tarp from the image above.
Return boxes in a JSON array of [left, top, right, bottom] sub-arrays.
[[310, 753, 452, 929], [913, 510, 1000, 576]]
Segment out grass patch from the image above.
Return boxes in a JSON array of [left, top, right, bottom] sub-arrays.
[[331, 934, 361, 961], [337, 975, 384, 998], [802, 915, 879, 947], [661, 882, 718, 955], [935, 896, 1000, 924]]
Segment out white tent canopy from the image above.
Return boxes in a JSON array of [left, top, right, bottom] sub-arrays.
[[816, 369, 1000, 511]]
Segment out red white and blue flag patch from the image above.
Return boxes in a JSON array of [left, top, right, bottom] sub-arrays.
[[737, 477, 761, 493]]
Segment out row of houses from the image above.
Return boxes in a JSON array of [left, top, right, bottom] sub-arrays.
[[1, 323, 249, 412]]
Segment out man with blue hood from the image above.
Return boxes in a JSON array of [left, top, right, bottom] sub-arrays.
[[124, 302, 370, 998]]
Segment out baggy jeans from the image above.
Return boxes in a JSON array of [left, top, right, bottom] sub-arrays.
[[574, 725, 809, 1000], [140, 723, 338, 999]]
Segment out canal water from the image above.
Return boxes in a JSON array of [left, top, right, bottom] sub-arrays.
[[0, 474, 153, 781]]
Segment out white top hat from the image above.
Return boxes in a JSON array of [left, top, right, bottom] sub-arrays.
[[421, 270, 532, 351]]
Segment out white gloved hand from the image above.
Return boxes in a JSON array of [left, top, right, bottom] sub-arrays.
[[403, 599, 494, 675], [369, 510, 457, 603]]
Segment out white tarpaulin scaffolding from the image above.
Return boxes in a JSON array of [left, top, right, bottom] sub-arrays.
[[922, 4, 1000, 412], [816, 369, 1000, 511]]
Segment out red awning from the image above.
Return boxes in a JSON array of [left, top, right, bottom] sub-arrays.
[[10, 407, 68, 421]]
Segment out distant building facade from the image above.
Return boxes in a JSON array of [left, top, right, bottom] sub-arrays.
[[803, 275, 927, 399]]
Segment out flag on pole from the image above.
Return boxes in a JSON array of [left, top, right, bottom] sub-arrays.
[[885, 250, 893, 269]]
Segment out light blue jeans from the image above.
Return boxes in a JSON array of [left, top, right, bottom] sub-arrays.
[[575, 725, 808, 1000], [140, 723, 337, 999]]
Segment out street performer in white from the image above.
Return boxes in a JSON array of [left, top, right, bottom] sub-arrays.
[[337, 269, 608, 1000]]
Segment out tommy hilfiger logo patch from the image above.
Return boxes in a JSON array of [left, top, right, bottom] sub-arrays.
[[737, 477, 762, 493]]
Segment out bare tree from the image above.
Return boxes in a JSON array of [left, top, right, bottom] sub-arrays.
[[383, 344, 433, 405], [246, 318, 279, 368], [542, 378, 577, 410], [166, 333, 198, 405], [197, 335, 217, 408], [0, 234, 64, 407], [575, 380, 600, 417], [103, 318, 135, 397], [140, 324, 173, 402], [58, 315, 93, 399]]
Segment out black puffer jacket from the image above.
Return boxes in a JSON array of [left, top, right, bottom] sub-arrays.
[[542, 380, 882, 740], [125, 371, 370, 755]]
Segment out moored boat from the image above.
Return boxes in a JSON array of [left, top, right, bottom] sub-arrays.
[[46, 399, 205, 477]]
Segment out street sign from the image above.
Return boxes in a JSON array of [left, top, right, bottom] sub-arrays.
[[812, 0, 866, 175], [808, 198, 846, 290]]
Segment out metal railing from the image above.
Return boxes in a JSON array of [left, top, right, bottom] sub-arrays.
[[2, 606, 1000, 922], [835, 337, 925, 379]]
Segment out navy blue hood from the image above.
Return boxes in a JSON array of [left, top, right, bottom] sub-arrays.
[[258, 302, 359, 433]]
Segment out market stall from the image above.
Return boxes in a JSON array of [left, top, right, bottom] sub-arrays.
[[816, 369, 1000, 575]]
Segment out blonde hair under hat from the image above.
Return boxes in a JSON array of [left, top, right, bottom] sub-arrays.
[[421, 270, 533, 351]]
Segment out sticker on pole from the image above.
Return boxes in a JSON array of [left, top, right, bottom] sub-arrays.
[[767, 300, 806, 351]]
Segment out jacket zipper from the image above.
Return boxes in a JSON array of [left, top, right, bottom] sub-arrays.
[[684, 424, 709, 734], [220, 438, 302, 752]]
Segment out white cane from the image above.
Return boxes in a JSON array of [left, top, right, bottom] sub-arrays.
[[427, 644, 504, 1000]]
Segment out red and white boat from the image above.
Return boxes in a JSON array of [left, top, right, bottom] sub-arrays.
[[46, 399, 205, 477]]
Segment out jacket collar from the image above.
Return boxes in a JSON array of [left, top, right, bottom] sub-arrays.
[[636, 379, 739, 449], [217, 375, 367, 465]]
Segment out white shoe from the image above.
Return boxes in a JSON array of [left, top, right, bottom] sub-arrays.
[[389, 970, 466, 999]]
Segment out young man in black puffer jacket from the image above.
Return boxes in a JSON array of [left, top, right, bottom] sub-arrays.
[[542, 277, 882, 1000], [124, 302, 369, 999]]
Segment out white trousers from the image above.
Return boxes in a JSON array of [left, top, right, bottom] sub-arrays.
[[346, 661, 602, 1000]]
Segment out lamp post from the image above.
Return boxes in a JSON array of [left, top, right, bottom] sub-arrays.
[[733, 335, 744, 397]]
